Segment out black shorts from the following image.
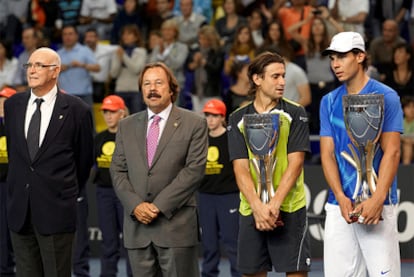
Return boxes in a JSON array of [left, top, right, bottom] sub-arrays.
[[237, 207, 311, 274]]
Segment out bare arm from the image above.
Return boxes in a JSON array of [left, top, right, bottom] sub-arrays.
[[395, 7, 409, 23], [287, 13, 314, 45], [318, 6, 344, 33], [341, 11, 368, 24], [320, 136, 354, 223], [233, 159, 278, 231], [269, 151, 306, 216], [296, 83, 312, 107], [356, 132, 401, 225]]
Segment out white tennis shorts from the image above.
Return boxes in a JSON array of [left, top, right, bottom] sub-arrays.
[[323, 203, 400, 277]]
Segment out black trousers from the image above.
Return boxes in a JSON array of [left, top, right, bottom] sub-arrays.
[[10, 222, 74, 277]]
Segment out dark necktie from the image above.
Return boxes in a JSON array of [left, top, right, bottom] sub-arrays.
[[147, 115, 161, 167], [27, 98, 44, 160]]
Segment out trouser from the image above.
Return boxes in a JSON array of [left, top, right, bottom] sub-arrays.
[[198, 192, 241, 277], [96, 186, 132, 277], [72, 187, 90, 277], [0, 182, 15, 276]]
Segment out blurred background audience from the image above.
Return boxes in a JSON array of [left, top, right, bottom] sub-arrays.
[[1, 0, 414, 164]]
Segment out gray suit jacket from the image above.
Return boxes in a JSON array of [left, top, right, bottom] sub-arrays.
[[110, 106, 208, 248]]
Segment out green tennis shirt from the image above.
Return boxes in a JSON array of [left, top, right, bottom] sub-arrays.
[[228, 99, 310, 215]]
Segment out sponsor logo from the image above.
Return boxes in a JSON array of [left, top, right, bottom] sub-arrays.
[[229, 208, 238, 214]]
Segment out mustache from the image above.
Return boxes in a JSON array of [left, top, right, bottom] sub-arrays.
[[147, 91, 161, 98]]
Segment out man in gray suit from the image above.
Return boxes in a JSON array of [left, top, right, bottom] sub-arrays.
[[110, 61, 208, 276]]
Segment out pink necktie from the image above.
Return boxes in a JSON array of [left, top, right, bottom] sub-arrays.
[[147, 115, 161, 166]]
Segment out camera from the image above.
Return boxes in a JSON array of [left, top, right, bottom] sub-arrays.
[[312, 9, 322, 15]]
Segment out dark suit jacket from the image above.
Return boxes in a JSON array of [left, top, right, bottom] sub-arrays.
[[110, 106, 208, 248], [4, 90, 94, 235]]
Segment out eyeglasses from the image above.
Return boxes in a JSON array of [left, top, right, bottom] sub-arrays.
[[23, 63, 57, 70]]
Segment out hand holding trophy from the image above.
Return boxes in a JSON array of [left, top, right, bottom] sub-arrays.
[[243, 113, 284, 226], [341, 94, 384, 222]]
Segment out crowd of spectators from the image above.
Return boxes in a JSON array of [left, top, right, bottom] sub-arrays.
[[1, 0, 414, 163]]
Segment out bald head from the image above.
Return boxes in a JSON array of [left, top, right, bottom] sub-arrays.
[[32, 47, 61, 66], [27, 47, 61, 96], [382, 20, 399, 43]]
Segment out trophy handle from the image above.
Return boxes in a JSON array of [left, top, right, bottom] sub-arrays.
[[365, 141, 377, 194], [347, 144, 362, 200], [250, 159, 262, 199], [259, 159, 269, 203], [265, 155, 275, 199]]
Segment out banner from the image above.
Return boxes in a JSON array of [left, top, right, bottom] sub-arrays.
[[304, 165, 414, 259], [86, 165, 414, 259]]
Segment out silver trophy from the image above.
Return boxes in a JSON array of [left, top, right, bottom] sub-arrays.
[[243, 113, 283, 226], [341, 94, 384, 221]]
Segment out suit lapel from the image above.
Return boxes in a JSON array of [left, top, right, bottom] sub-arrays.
[[135, 111, 148, 166], [151, 107, 181, 167], [16, 93, 31, 162]]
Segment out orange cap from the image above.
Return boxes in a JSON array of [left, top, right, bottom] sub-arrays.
[[0, 87, 17, 98], [101, 95, 126, 111], [203, 99, 226, 116]]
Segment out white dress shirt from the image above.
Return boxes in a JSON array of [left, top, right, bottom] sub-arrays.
[[24, 86, 58, 147], [146, 103, 173, 144]]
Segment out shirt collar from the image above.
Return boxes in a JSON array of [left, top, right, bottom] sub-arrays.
[[147, 103, 173, 122], [180, 12, 197, 23], [29, 85, 58, 106]]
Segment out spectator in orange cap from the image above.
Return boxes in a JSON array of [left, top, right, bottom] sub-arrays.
[[92, 95, 133, 277], [93, 95, 132, 276], [0, 87, 17, 118], [0, 86, 16, 276], [199, 99, 241, 277]]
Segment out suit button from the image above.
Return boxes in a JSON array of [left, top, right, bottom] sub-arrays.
[[25, 184, 30, 189], [30, 167, 34, 171], [147, 193, 152, 197], [148, 172, 152, 176]]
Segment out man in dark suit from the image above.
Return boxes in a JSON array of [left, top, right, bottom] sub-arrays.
[[110, 62, 208, 277], [4, 47, 94, 277]]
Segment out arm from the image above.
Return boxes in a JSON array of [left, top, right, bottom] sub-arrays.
[[396, 0, 411, 23], [223, 54, 235, 76], [318, 6, 344, 33], [4, 59, 19, 88], [269, 0, 287, 22], [109, 48, 122, 78], [269, 151, 306, 218], [186, 51, 202, 71], [110, 122, 146, 222], [83, 63, 100, 72], [164, 43, 189, 71], [287, 13, 314, 46], [296, 83, 312, 107], [401, 136, 414, 165], [122, 48, 147, 74], [320, 136, 354, 224], [69, 61, 100, 72], [233, 159, 278, 231], [152, 116, 208, 219], [204, 50, 225, 74], [70, 48, 100, 72], [356, 132, 401, 225], [340, 11, 368, 24], [95, 14, 116, 24], [75, 105, 95, 189]]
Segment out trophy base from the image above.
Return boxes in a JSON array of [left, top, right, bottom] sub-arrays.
[[348, 211, 384, 223], [349, 212, 361, 223]]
